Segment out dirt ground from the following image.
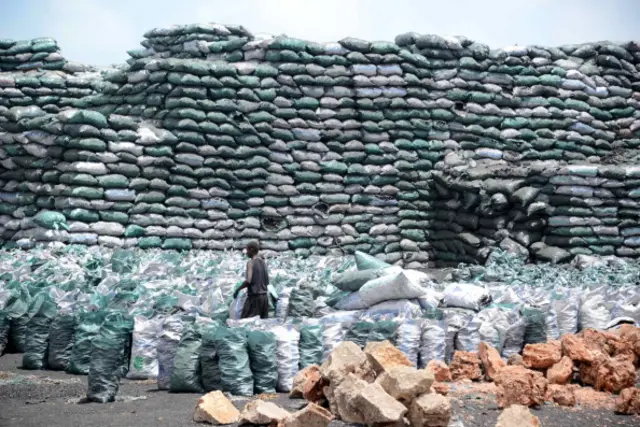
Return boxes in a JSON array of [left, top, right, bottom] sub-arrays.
[[0, 353, 638, 427]]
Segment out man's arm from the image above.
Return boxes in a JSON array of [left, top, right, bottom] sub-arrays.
[[234, 260, 253, 298]]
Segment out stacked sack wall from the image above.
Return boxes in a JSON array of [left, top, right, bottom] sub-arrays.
[[432, 161, 640, 263], [0, 24, 639, 265]]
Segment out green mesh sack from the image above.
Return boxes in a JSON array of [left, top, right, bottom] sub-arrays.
[[67, 311, 107, 375], [345, 321, 374, 348], [111, 249, 137, 273], [522, 306, 547, 345], [87, 312, 134, 403], [299, 323, 324, 368], [6, 287, 32, 353], [368, 321, 399, 345], [47, 313, 78, 370], [0, 311, 10, 355], [247, 330, 278, 394], [213, 327, 254, 396], [334, 268, 390, 292], [22, 293, 58, 370], [169, 324, 204, 393], [33, 211, 69, 231], [287, 288, 316, 318], [354, 251, 391, 271], [200, 323, 223, 392]]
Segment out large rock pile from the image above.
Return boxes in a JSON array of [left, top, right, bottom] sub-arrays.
[[289, 340, 452, 427], [0, 23, 639, 264], [433, 325, 640, 414]]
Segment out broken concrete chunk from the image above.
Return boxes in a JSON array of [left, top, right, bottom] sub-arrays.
[[546, 384, 576, 407], [364, 340, 413, 375], [193, 391, 240, 425], [561, 334, 594, 363], [495, 404, 541, 427], [320, 341, 374, 385], [594, 357, 636, 393], [522, 342, 562, 369], [450, 351, 482, 381], [352, 382, 408, 425], [278, 403, 333, 427], [494, 365, 548, 408], [376, 366, 434, 406], [290, 365, 320, 398], [615, 387, 640, 415], [425, 360, 452, 382], [331, 374, 368, 424], [546, 356, 573, 385], [408, 393, 452, 427], [240, 400, 291, 425], [478, 342, 505, 381]]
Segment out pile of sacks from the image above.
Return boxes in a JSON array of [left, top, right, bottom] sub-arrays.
[[431, 159, 640, 264], [0, 38, 68, 72], [0, 22, 638, 264]]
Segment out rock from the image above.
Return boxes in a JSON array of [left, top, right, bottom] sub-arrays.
[[577, 351, 609, 386], [479, 342, 506, 381], [426, 360, 452, 382], [561, 334, 594, 363], [352, 382, 408, 425], [364, 340, 413, 375], [431, 382, 450, 396], [616, 324, 640, 358], [376, 366, 434, 406], [290, 365, 321, 398], [408, 393, 452, 427], [331, 374, 368, 424], [507, 354, 524, 366], [615, 387, 640, 415], [193, 391, 241, 425], [522, 343, 562, 369], [546, 384, 576, 407], [240, 400, 291, 425], [546, 356, 573, 385], [594, 357, 636, 393], [450, 351, 482, 381], [495, 405, 540, 427], [494, 366, 547, 408], [302, 370, 326, 405], [278, 403, 333, 427], [320, 342, 375, 386], [579, 329, 618, 356]]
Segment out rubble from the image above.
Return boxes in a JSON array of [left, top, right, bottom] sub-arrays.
[[320, 342, 374, 385], [494, 366, 547, 408], [478, 342, 505, 381], [522, 343, 562, 369], [495, 405, 541, 427], [364, 341, 413, 375], [376, 366, 434, 406], [546, 384, 577, 407], [615, 387, 640, 415], [240, 400, 291, 425], [425, 361, 452, 382], [507, 354, 524, 366], [408, 393, 452, 427], [431, 382, 450, 396], [290, 365, 321, 399], [329, 374, 369, 424], [561, 334, 594, 363], [449, 351, 482, 381], [278, 403, 333, 427], [546, 356, 574, 385], [594, 357, 636, 394], [353, 382, 408, 425], [193, 391, 240, 425]]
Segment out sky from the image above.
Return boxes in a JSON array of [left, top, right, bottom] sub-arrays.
[[1, 0, 639, 66]]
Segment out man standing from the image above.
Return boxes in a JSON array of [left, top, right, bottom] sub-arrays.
[[233, 241, 270, 319]]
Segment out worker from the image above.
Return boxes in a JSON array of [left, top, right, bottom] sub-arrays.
[[233, 241, 270, 319]]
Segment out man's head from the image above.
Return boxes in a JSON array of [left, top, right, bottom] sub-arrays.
[[245, 241, 260, 258]]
